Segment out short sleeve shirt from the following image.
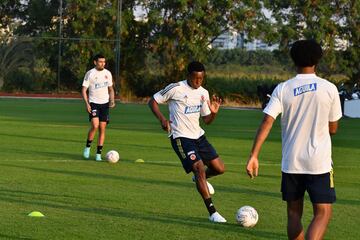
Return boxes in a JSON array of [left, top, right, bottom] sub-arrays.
[[264, 74, 342, 174], [82, 68, 113, 104], [153, 80, 211, 139]]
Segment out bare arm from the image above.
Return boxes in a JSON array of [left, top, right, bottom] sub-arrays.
[[246, 114, 275, 178], [108, 86, 115, 108], [202, 95, 222, 125], [148, 97, 171, 132], [81, 86, 91, 113], [202, 113, 217, 125], [329, 121, 338, 135]]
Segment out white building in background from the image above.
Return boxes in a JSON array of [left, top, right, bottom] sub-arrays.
[[211, 30, 238, 49], [243, 39, 279, 51], [211, 30, 278, 51]]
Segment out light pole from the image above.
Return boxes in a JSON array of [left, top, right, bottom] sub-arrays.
[[115, 0, 123, 96], [57, 0, 63, 93]]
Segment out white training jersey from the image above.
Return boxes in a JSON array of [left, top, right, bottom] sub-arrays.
[[153, 80, 212, 139], [264, 74, 342, 174], [82, 68, 113, 104]]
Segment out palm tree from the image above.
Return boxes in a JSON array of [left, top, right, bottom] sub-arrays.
[[0, 37, 33, 89]]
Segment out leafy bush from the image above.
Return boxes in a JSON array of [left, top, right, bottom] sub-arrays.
[[207, 49, 280, 66], [205, 76, 281, 105], [2, 68, 34, 92]]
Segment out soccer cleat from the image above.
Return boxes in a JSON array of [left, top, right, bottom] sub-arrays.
[[209, 212, 227, 223], [83, 147, 90, 159], [192, 175, 215, 195], [95, 154, 102, 161]]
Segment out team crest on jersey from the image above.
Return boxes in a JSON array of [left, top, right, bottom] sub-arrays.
[[184, 105, 201, 114], [105, 75, 108, 79], [294, 83, 317, 96], [201, 95, 205, 102]]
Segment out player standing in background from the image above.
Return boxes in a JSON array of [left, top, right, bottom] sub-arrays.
[[82, 54, 115, 161], [148, 61, 227, 223], [246, 40, 342, 239]]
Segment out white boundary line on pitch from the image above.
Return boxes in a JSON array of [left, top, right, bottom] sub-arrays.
[[1, 159, 359, 168]]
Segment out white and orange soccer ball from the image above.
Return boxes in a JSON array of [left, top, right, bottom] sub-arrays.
[[106, 150, 120, 163], [236, 206, 259, 227]]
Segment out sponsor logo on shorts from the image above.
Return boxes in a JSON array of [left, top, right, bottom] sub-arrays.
[[187, 151, 195, 155], [91, 109, 97, 116]]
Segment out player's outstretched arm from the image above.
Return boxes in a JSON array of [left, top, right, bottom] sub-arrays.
[[108, 86, 115, 108], [148, 97, 171, 132], [81, 86, 91, 113], [246, 114, 274, 178], [202, 95, 222, 125]]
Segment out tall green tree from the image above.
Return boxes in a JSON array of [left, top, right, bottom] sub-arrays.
[[138, 0, 272, 83], [266, 0, 360, 82], [337, 1, 360, 83]]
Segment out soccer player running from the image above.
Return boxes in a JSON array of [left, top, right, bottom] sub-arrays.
[[246, 40, 342, 240], [82, 54, 115, 161], [148, 61, 227, 223]]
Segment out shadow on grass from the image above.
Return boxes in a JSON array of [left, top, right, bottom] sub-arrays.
[[0, 193, 286, 240], [4, 163, 358, 207], [0, 163, 281, 199], [118, 142, 171, 151], [0, 234, 34, 240], [336, 198, 360, 206], [0, 133, 82, 144], [2, 148, 85, 161]]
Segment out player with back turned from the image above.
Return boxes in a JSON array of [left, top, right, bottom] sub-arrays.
[[246, 40, 342, 239]]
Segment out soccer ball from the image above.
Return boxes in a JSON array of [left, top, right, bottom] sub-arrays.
[[236, 206, 258, 227], [106, 150, 120, 163]]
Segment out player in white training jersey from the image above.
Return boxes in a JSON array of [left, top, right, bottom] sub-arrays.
[[148, 61, 227, 223], [246, 40, 342, 240], [81, 54, 115, 161]]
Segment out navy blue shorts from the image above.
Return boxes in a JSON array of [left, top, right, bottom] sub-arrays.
[[89, 102, 109, 123], [170, 135, 219, 174], [281, 170, 336, 203]]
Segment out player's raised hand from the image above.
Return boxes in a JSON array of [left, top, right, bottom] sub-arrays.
[[246, 156, 259, 179], [207, 95, 222, 114]]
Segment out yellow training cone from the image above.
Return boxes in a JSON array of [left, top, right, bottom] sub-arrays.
[[28, 211, 45, 217], [135, 159, 145, 163]]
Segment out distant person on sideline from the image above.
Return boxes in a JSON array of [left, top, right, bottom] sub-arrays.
[[148, 61, 227, 223], [81, 54, 115, 161], [246, 40, 342, 240]]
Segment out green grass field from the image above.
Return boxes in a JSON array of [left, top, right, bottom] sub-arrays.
[[0, 98, 359, 240]]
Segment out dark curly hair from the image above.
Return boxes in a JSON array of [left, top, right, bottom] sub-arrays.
[[290, 40, 323, 67], [187, 61, 205, 74]]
